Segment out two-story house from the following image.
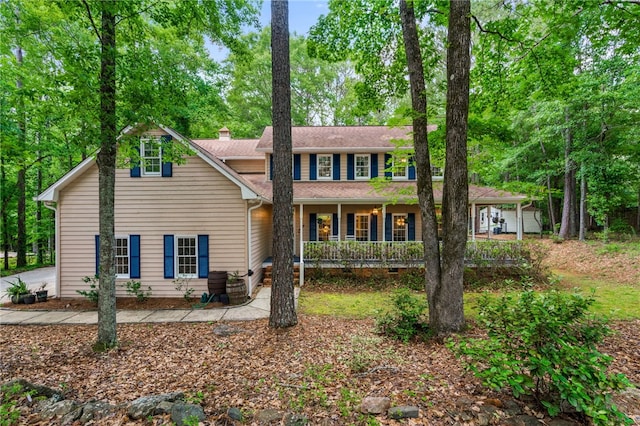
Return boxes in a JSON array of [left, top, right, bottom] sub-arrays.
[[37, 124, 530, 299]]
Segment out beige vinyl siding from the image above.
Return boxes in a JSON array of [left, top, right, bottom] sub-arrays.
[[249, 204, 272, 290], [58, 151, 249, 298], [225, 159, 264, 174]]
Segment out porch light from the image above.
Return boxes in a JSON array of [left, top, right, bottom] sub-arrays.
[[372, 206, 378, 215]]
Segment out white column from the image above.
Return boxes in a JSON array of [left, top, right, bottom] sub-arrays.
[[299, 203, 304, 286], [516, 202, 523, 241], [337, 203, 342, 240], [471, 203, 476, 242], [382, 205, 387, 240]]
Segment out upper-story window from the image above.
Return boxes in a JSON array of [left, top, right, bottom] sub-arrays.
[[140, 136, 162, 176], [317, 155, 332, 180], [392, 156, 408, 180], [355, 154, 370, 180]]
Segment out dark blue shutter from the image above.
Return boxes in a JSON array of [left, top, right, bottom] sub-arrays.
[[332, 213, 338, 237], [130, 146, 141, 177], [163, 235, 174, 279], [130, 235, 141, 278], [347, 213, 355, 236], [408, 155, 416, 180], [310, 154, 317, 180], [95, 235, 100, 276], [333, 154, 340, 180], [371, 154, 378, 178], [371, 214, 378, 241], [408, 213, 416, 240], [309, 213, 317, 241], [293, 154, 301, 180], [161, 135, 173, 177], [347, 154, 355, 180], [197, 234, 209, 278], [384, 154, 392, 178], [385, 214, 392, 241], [269, 154, 273, 180]]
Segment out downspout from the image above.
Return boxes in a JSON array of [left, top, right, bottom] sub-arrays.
[[43, 201, 59, 298], [247, 199, 263, 296]]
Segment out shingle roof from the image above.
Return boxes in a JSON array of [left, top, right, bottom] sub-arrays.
[[256, 125, 438, 153], [192, 138, 262, 159], [243, 175, 529, 204]]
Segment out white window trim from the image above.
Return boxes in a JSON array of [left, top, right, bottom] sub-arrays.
[[115, 235, 130, 279], [355, 154, 370, 180], [392, 157, 408, 181], [317, 154, 333, 180], [140, 136, 163, 177], [355, 213, 370, 241], [392, 214, 408, 242], [175, 235, 198, 279]]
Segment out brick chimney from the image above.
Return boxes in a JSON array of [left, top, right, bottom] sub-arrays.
[[219, 126, 231, 141]]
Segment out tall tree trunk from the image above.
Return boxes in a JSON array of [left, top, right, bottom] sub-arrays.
[[1, 155, 8, 271], [579, 163, 587, 241], [559, 109, 576, 239], [269, 0, 297, 328], [16, 45, 27, 268], [96, 0, 117, 349], [537, 131, 556, 233], [437, 0, 470, 334], [398, 0, 441, 325]]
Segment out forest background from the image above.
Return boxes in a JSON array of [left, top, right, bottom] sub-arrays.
[[1, 0, 639, 271]]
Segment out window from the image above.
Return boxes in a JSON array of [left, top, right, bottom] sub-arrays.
[[115, 237, 129, 278], [317, 214, 332, 241], [392, 156, 408, 180], [355, 214, 369, 241], [317, 155, 332, 179], [355, 154, 370, 179], [141, 136, 162, 176], [176, 236, 197, 277], [392, 214, 407, 241]]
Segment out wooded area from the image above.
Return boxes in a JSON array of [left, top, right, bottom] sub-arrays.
[[2, 0, 639, 268]]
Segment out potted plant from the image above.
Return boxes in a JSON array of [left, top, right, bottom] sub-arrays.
[[4, 277, 30, 304], [36, 283, 48, 302]]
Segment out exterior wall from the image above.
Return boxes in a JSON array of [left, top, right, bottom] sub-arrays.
[[58, 151, 248, 298], [225, 159, 264, 174], [249, 204, 272, 292], [269, 153, 387, 182], [478, 207, 542, 234]]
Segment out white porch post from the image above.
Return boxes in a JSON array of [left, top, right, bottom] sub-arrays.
[[299, 203, 304, 286], [382, 205, 387, 240], [516, 202, 523, 241], [471, 203, 476, 242], [337, 203, 342, 240], [487, 205, 492, 240]]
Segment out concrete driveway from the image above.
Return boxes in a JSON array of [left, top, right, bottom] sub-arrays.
[[0, 267, 56, 302]]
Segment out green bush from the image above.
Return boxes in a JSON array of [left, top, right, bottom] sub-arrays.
[[77, 275, 99, 304], [375, 288, 429, 343], [450, 290, 632, 425], [121, 280, 152, 302]]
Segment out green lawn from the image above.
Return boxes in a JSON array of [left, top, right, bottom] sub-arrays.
[[299, 276, 640, 321]]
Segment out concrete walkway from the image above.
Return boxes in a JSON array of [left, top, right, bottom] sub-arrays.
[[0, 287, 298, 326]]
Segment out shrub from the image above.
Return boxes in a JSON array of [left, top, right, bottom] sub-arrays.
[[450, 290, 632, 425], [121, 280, 152, 302], [375, 288, 429, 343], [77, 276, 99, 304]]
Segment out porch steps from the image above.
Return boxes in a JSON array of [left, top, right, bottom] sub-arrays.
[[262, 265, 300, 286]]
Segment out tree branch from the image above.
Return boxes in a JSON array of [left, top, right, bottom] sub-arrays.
[[471, 15, 517, 43], [116, 0, 163, 25], [81, 0, 102, 42]]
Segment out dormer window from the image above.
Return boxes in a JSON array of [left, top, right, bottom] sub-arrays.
[[140, 136, 162, 176], [317, 155, 332, 180]]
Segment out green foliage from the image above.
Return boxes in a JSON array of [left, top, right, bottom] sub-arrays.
[[0, 382, 24, 426], [173, 277, 195, 301], [375, 288, 429, 343], [77, 275, 99, 304], [121, 280, 151, 302], [450, 290, 632, 425], [4, 277, 29, 297]]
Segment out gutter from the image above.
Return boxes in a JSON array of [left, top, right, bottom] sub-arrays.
[[247, 199, 263, 296]]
